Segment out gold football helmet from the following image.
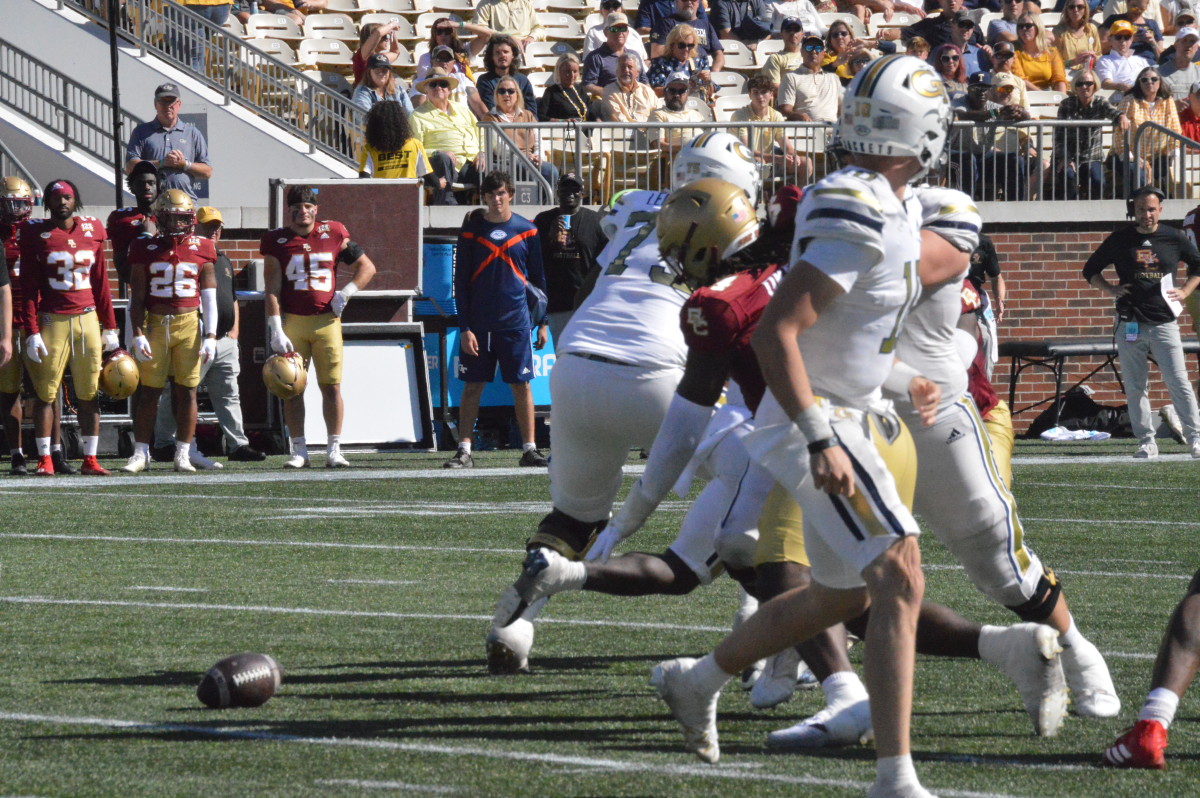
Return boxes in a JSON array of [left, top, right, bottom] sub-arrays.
[[656, 178, 761, 289], [263, 352, 308, 400], [99, 349, 140, 400], [153, 188, 196, 236], [1, 177, 34, 224]]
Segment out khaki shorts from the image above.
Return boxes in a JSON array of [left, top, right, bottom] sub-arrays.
[[0, 329, 25, 395], [283, 312, 342, 386], [27, 311, 101, 403], [139, 311, 203, 389]]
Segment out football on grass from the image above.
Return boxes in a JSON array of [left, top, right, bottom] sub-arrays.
[[196, 653, 283, 708]]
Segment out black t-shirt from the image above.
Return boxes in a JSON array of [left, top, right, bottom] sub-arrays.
[[1082, 223, 1200, 324], [213, 251, 236, 338], [967, 232, 999, 291]]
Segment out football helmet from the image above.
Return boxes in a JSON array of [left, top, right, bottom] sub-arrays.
[[599, 188, 668, 239], [153, 188, 196, 236], [263, 352, 308, 400], [671, 132, 761, 207], [838, 54, 951, 181], [1, 177, 34, 224], [99, 349, 140, 400], [657, 178, 761, 288]]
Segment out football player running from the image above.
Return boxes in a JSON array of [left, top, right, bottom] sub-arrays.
[[261, 185, 376, 469], [19, 180, 119, 476], [120, 190, 219, 474], [486, 133, 762, 675]]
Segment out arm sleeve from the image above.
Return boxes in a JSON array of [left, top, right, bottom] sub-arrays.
[[93, 248, 118, 330], [201, 287, 219, 335]]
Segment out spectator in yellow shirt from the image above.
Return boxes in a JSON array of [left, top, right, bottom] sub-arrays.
[[410, 68, 483, 205], [1013, 13, 1068, 91], [357, 101, 433, 180]]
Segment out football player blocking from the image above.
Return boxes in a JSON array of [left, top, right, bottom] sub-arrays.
[[261, 186, 376, 469]]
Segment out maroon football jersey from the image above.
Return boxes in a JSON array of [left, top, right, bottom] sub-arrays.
[[106, 207, 152, 261], [19, 216, 117, 334], [128, 234, 217, 312], [680, 264, 784, 414], [259, 220, 349, 316], [1, 220, 26, 314], [961, 279, 999, 418]]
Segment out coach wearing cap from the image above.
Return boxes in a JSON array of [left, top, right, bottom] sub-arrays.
[[125, 83, 212, 199]]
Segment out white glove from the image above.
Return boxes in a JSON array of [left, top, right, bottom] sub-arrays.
[[200, 336, 217, 364], [330, 283, 358, 318], [102, 329, 120, 353], [133, 335, 153, 361], [585, 521, 633, 564], [267, 315, 293, 354], [25, 333, 47, 364]]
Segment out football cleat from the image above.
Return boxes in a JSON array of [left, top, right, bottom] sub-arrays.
[[443, 447, 473, 469], [750, 647, 803, 709], [80, 456, 110, 476], [518, 448, 548, 467], [1159, 406, 1186, 444], [513, 548, 586, 607], [1191, 439, 1200, 459], [650, 657, 721, 763], [1061, 637, 1120, 718], [766, 698, 874, 749], [120, 452, 149, 474], [486, 616, 535, 675], [189, 446, 224, 471], [1103, 719, 1167, 769], [10, 452, 27, 476], [34, 454, 54, 476], [51, 450, 77, 475], [1133, 441, 1159, 459], [284, 454, 310, 469], [326, 450, 350, 468], [978, 623, 1069, 737], [174, 448, 196, 473]]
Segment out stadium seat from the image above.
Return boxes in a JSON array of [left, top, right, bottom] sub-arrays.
[[304, 13, 360, 44], [527, 69, 555, 96], [685, 96, 715, 120], [868, 11, 921, 31], [713, 93, 750, 121], [818, 12, 867, 38], [755, 38, 783, 56], [524, 40, 580, 68], [298, 38, 357, 72], [1039, 11, 1061, 28], [544, 0, 593, 19], [975, 11, 1001, 31], [391, 43, 418, 77], [538, 12, 586, 40], [222, 17, 248, 38], [246, 36, 301, 65], [415, 11, 463, 40], [1027, 89, 1067, 118], [246, 14, 306, 42], [710, 70, 745, 95], [324, 0, 365, 15], [313, 69, 354, 97], [369, 0, 434, 16], [719, 39, 758, 72], [361, 12, 420, 42], [431, 0, 474, 14]]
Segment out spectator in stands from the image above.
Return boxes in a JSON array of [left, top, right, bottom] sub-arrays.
[[1160, 26, 1200, 100], [767, 0, 823, 37], [906, 34, 931, 58], [904, 0, 982, 49], [1053, 0, 1101, 73], [466, 0, 545, 56], [947, 10, 991, 76], [777, 34, 844, 121], [1114, 65, 1183, 187], [352, 54, 415, 114], [485, 75, 559, 192], [586, 0, 651, 60], [1101, 0, 1164, 31], [260, 0, 326, 26], [1102, 0, 1164, 61], [987, 0, 1024, 44], [1179, 81, 1200, 138], [353, 20, 402, 85], [410, 68, 483, 205], [584, 12, 645, 97], [1083, 184, 1200, 459], [413, 45, 487, 118], [649, 0, 726, 72], [933, 43, 970, 99], [958, 72, 1037, 199], [759, 16, 806, 86], [153, 207, 265, 464], [649, 72, 707, 158], [823, 19, 880, 84], [731, 73, 811, 183], [533, 173, 607, 344], [476, 35, 539, 118], [1013, 13, 1068, 90], [541, 54, 593, 121], [1165, 4, 1196, 37], [125, 83, 213, 199], [636, 0, 709, 37], [601, 52, 659, 119], [357, 100, 433, 180], [179, 0, 232, 74], [1098, 20, 1153, 97], [1054, 69, 1126, 198], [647, 23, 716, 91], [1160, 6, 1198, 53], [712, 0, 774, 51], [987, 43, 1029, 105]]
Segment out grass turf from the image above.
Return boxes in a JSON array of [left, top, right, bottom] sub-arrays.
[[0, 440, 1198, 797]]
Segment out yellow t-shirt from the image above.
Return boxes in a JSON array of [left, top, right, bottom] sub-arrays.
[[357, 138, 433, 179], [1013, 49, 1067, 90]]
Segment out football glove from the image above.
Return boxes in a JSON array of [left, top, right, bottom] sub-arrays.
[[200, 337, 217, 364], [25, 333, 47, 364], [330, 283, 358, 318], [585, 521, 633, 564], [267, 315, 293, 354], [133, 335, 153, 361], [101, 328, 120, 353]]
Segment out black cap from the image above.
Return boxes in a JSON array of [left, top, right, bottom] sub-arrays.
[[367, 53, 392, 70], [130, 159, 159, 177], [950, 9, 975, 26], [558, 172, 584, 189], [155, 82, 180, 100], [968, 72, 991, 86]]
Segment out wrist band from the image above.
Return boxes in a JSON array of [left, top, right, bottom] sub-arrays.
[[793, 403, 834, 445], [806, 437, 840, 455]]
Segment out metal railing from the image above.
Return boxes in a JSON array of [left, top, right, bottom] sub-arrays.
[[0, 136, 41, 194], [60, 0, 363, 167], [0, 38, 140, 169]]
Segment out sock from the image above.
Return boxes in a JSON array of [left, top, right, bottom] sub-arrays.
[[459, 440, 472, 454], [692, 653, 734, 693], [1059, 617, 1084, 649], [52, 443, 62, 453], [82, 436, 98, 457], [822, 669, 868, 706], [1140, 687, 1180, 728], [291, 436, 308, 459], [10, 447, 22, 457], [327, 434, 341, 455], [175, 440, 190, 458], [875, 754, 919, 792], [523, 442, 537, 452], [35, 437, 51, 457], [191, 441, 204, 456], [135, 442, 150, 458]]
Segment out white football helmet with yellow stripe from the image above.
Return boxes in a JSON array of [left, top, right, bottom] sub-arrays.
[[671, 132, 761, 207]]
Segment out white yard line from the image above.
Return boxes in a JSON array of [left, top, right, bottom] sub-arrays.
[[326, 580, 417, 586], [0, 532, 524, 555], [315, 780, 460, 793], [126, 586, 209, 593]]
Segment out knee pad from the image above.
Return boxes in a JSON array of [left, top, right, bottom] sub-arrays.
[[1006, 567, 1063, 624], [528, 508, 605, 561], [715, 528, 758, 572]]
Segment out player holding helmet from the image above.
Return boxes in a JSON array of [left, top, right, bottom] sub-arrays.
[[120, 189, 219, 474]]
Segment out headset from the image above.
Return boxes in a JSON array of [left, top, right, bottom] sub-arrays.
[[1126, 184, 1167, 218]]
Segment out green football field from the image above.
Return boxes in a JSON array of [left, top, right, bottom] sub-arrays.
[[1, 440, 1198, 797]]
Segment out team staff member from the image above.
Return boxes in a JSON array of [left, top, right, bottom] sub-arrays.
[[107, 161, 160, 289], [262, 185, 377, 469], [1083, 185, 1200, 459], [19, 180, 119, 476], [444, 171, 548, 470], [125, 84, 213, 199]]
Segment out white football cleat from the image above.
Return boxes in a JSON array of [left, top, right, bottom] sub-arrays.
[[189, 446, 223, 470], [766, 698, 874, 749], [173, 449, 196, 472], [326, 450, 350, 468], [120, 452, 149, 474], [514, 548, 586, 604], [979, 623, 1069, 736], [750, 647, 802, 709], [1060, 636, 1121, 718], [650, 657, 721, 763], [739, 661, 765, 692], [486, 617, 534, 675], [284, 454, 310, 469]]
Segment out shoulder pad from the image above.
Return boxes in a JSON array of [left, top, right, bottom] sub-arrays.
[[915, 186, 981, 253], [795, 170, 888, 251]]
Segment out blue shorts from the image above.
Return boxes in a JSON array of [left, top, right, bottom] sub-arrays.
[[457, 328, 534, 384]]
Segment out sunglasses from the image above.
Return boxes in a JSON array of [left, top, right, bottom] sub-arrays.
[[608, 25, 629, 32], [427, 80, 451, 89], [831, 29, 851, 36], [665, 85, 688, 94], [940, 54, 960, 61], [1018, 22, 1036, 29], [803, 42, 825, 51], [1111, 33, 1132, 40], [434, 26, 454, 34], [1139, 76, 1160, 82], [1075, 80, 1096, 87], [994, 84, 1015, 93], [496, 87, 518, 94], [955, 19, 975, 27], [674, 41, 696, 49]]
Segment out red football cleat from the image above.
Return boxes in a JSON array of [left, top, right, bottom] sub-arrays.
[[80, 455, 110, 476], [1104, 719, 1168, 769], [34, 454, 54, 476]]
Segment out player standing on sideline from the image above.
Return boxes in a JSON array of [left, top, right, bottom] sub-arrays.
[[119, 190, 218, 474], [444, 171, 549, 470], [19, 180, 119, 476], [1, 178, 33, 473], [261, 185, 377, 469], [651, 56, 946, 797], [107, 161, 160, 289]]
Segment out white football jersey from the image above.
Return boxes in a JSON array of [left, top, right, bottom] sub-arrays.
[[895, 186, 983, 413], [557, 190, 690, 368], [789, 167, 923, 408]]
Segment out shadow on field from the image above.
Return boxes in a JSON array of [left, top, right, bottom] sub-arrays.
[[276, 653, 673, 685], [49, 670, 198, 687]]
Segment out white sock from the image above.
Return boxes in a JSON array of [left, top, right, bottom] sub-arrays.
[[81, 435, 98, 457], [459, 440, 472, 454], [874, 754, 920, 792], [135, 442, 150, 458], [175, 440, 190, 458], [327, 434, 340, 455], [10, 447, 22, 457], [691, 653, 734, 693], [822, 669, 868, 706], [52, 443, 62, 453], [523, 442, 537, 452], [291, 436, 308, 459], [36, 437, 51, 457], [1139, 687, 1180, 728], [1059, 617, 1084, 648]]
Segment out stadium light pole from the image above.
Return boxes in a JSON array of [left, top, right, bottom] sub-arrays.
[[108, 0, 123, 209]]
